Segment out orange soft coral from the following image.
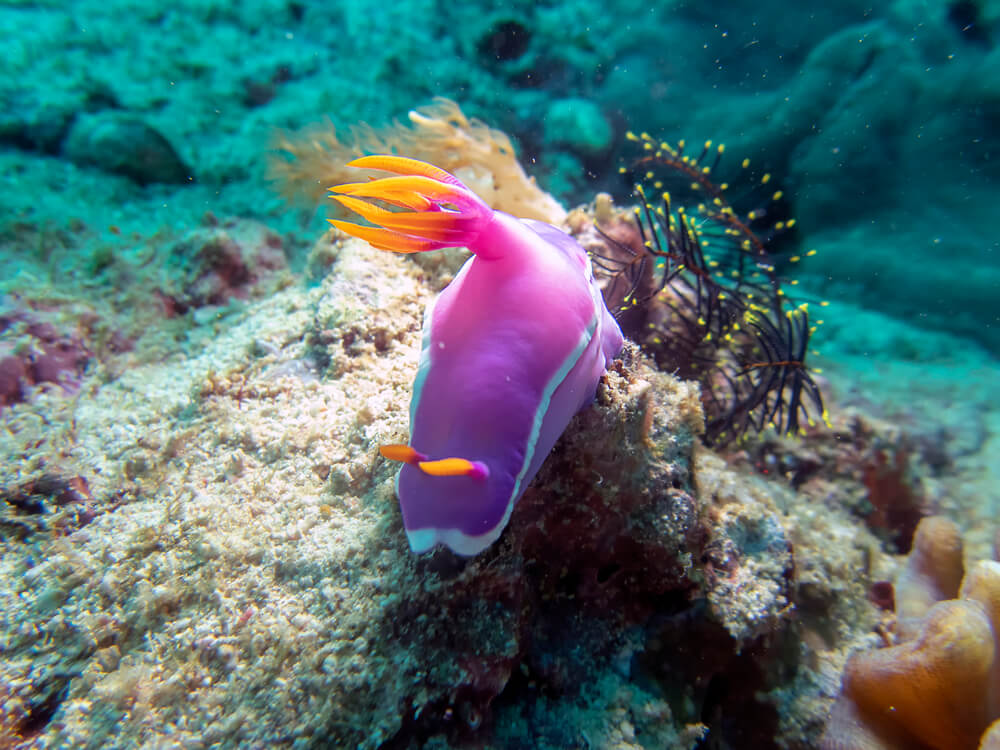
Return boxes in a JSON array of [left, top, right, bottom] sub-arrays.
[[894, 515, 966, 639], [268, 97, 566, 225], [983, 720, 1000, 750], [821, 518, 1000, 750]]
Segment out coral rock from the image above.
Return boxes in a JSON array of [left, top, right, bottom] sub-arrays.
[[543, 98, 614, 158], [0, 307, 91, 410], [64, 113, 191, 185], [160, 218, 288, 312], [0, 353, 29, 407]]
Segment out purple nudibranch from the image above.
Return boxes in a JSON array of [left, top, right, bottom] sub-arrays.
[[330, 156, 623, 555]]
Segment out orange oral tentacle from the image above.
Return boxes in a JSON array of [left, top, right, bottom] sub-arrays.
[[327, 220, 438, 253], [330, 182, 434, 211], [333, 175, 468, 204], [330, 155, 491, 255], [370, 212, 471, 238], [332, 197, 472, 242], [346, 155, 461, 185], [331, 195, 402, 223]]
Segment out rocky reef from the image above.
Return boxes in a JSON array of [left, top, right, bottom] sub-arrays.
[[1, 0, 998, 746], [0, 225, 916, 749]]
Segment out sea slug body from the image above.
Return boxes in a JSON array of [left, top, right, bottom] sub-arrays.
[[330, 156, 623, 555]]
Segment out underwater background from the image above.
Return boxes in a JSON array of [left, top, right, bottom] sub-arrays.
[[1, 0, 999, 748]]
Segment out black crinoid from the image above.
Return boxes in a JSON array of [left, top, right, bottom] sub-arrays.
[[589, 132, 827, 446]]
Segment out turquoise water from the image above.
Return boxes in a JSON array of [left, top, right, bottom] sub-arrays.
[[1, 1, 997, 748]]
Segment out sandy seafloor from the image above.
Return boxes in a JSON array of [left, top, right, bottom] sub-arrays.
[[1, 0, 999, 748]]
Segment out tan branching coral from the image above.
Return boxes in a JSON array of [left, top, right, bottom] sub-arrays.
[[821, 518, 1000, 750], [268, 97, 566, 224]]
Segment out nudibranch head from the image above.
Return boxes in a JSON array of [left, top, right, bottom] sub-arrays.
[[331, 156, 623, 556]]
